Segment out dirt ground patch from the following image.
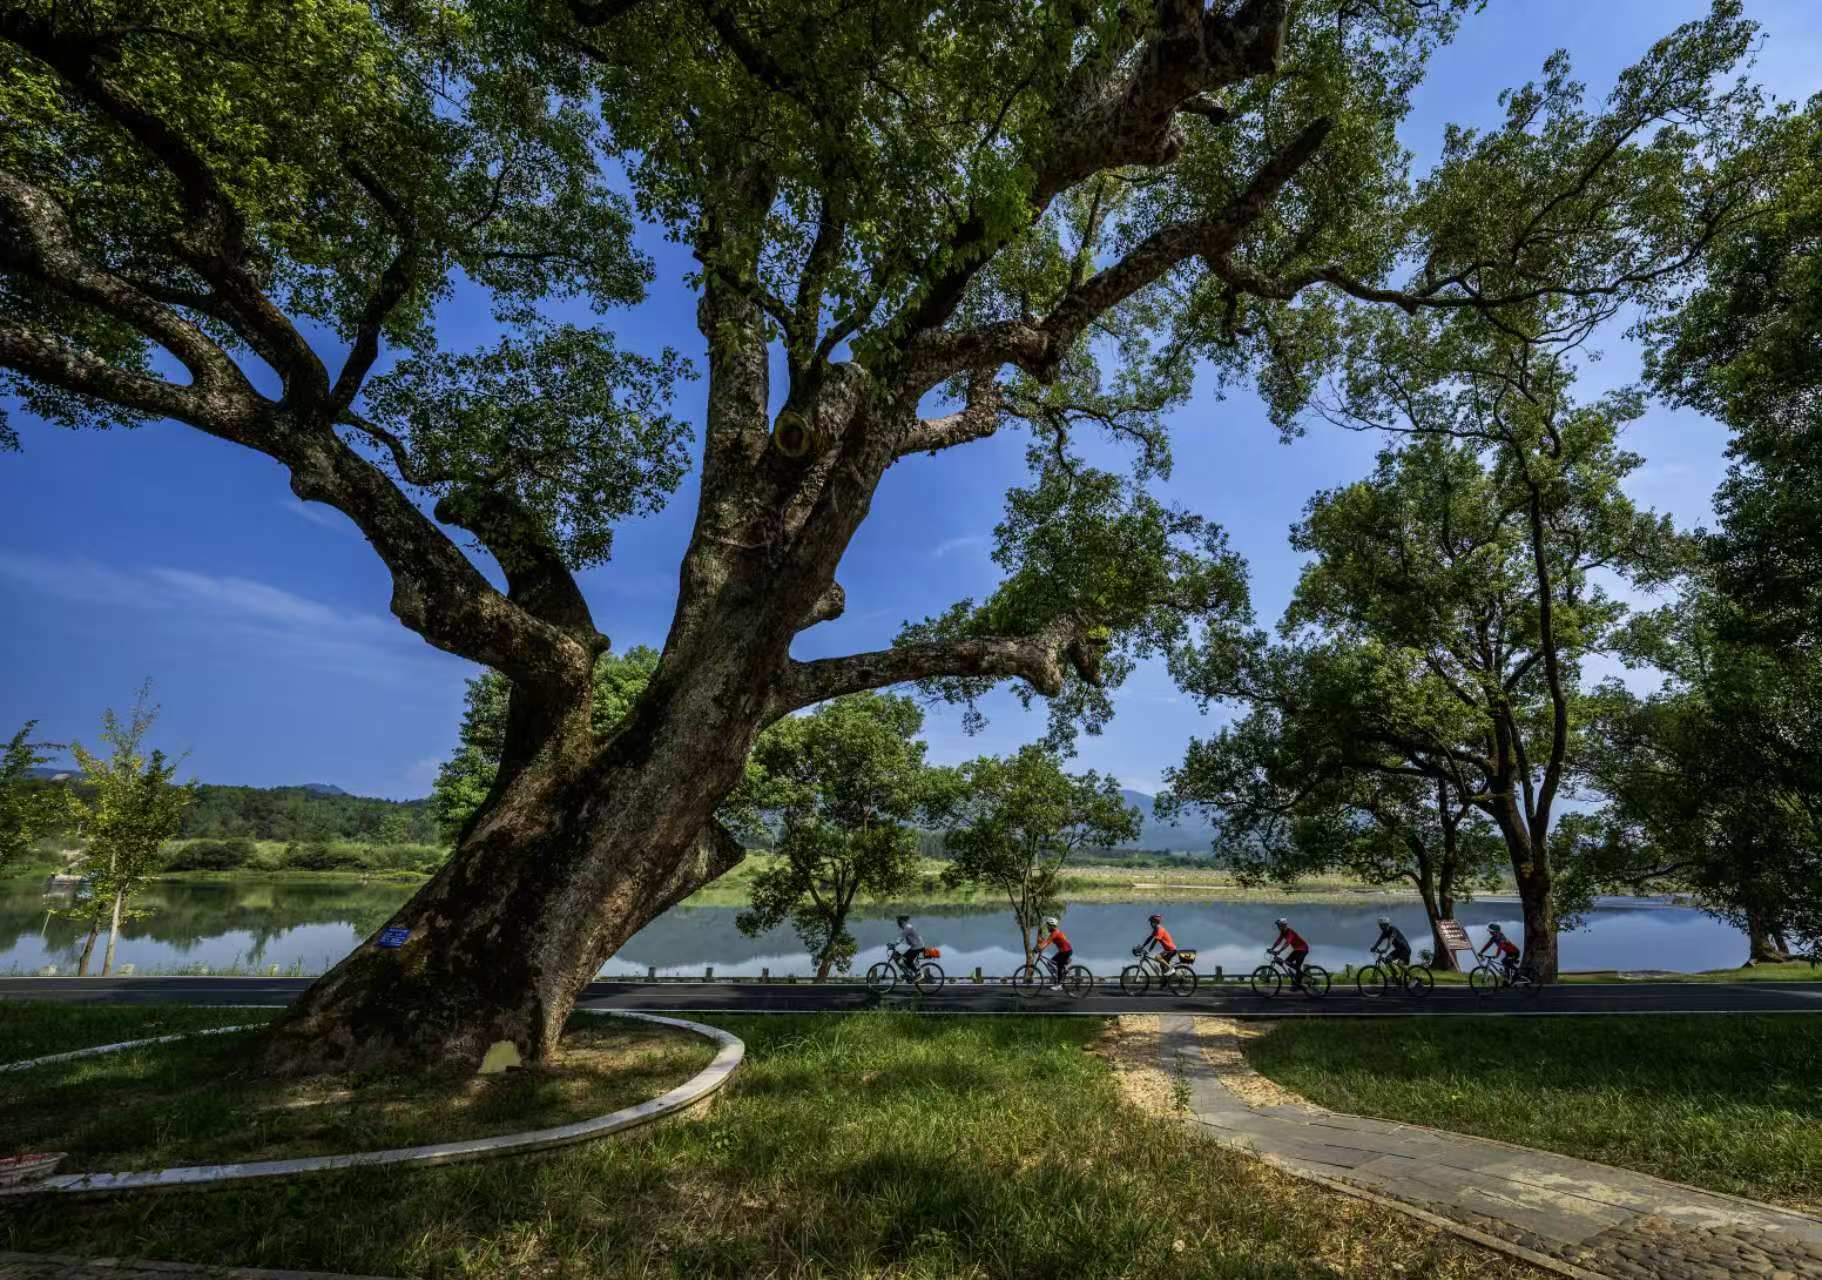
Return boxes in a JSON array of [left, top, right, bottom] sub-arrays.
[[1193, 1015, 1310, 1108], [1089, 1015, 1185, 1117]]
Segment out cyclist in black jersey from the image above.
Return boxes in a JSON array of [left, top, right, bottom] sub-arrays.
[[1372, 916, 1412, 965]]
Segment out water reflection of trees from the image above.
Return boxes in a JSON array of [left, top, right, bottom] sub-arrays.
[[0, 881, 409, 964]]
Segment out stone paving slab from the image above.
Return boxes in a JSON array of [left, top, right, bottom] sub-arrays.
[[1158, 1014, 1822, 1279], [0, 1254, 392, 1279]]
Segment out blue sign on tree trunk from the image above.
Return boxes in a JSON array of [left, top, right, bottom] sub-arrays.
[[377, 926, 411, 949]]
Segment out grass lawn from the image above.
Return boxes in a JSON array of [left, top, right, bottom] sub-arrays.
[[0, 1011, 713, 1170], [0, 1008, 1546, 1279], [1246, 1015, 1822, 1211], [0, 1000, 274, 1063]]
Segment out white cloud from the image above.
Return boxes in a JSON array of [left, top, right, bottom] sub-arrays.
[[0, 550, 426, 680], [931, 534, 987, 558], [281, 498, 352, 533]]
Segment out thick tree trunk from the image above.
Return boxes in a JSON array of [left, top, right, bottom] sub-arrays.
[[258, 661, 760, 1076], [1744, 908, 1787, 965], [1514, 867, 1558, 982]]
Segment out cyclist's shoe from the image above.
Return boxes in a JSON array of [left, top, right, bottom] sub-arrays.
[[1049, 984, 1063, 992]]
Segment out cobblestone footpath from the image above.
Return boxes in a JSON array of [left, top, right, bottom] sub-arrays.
[[0, 1254, 392, 1279], [1160, 1015, 1822, 1280]]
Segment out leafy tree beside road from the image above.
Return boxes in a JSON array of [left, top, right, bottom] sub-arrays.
[[65, 686, 196, 975], [1161, 676, 1505, 971], [1, 722, 65, 875], [735, 695, 945, 979], [1175, 352, 1684, 980], [942, 747, 1139, 965]]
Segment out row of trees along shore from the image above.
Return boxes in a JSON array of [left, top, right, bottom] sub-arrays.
[[3, 0, 1818, 1074]]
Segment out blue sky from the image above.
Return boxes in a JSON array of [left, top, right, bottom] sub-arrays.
[[3, 1, 1818, 799]]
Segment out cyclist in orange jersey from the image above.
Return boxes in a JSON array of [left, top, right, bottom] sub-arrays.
[[1034, 916, 1073, 989], [1139, 913, 1178, 964]]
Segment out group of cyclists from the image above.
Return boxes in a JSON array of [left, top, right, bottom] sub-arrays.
[[890, 910, 1525, 992]]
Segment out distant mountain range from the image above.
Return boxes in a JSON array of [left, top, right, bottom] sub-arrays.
[[1120, 789, 1221, 853], [27, 768, 354, 798]]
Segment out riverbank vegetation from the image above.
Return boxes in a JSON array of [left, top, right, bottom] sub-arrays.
[[1247, 1015, 1822, 1211], [0, 1006, 713, 1170], [1, 1006, 1543, 1279]]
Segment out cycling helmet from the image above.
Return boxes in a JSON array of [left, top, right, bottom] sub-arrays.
[[1487, 922, 1504, 934], [896, 915, 911, 926], [1043, 916, 1059, 929], [1148, 913, 1163, 923], [1377, 916, 1391, 927], [1275, 917, 1289, 928]]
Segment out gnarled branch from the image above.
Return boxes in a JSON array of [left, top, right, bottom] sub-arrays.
[[768, 615, 1105, 718]]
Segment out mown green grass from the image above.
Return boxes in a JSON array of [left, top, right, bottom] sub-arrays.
[[0, 1000, 274, 1063], [1247, 1015, 1822, 1211], [0, 1014, 713, 1169], [1, 1009, 1545, 1279]]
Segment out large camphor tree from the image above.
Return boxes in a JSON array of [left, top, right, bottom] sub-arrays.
[[0, 0, 1764, 1072]]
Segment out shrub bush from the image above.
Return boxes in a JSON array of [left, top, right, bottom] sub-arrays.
[[163, 838, 257, 871], [282, 841, 366, 871]]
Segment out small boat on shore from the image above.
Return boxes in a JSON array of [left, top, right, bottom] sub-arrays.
[[0, 1153, 66, 1188]]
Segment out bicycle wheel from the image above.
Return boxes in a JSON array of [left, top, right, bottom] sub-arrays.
[[1165, 967, 1198, 998], [1119, 964, 1151, 997], [1300, 964, 1331, 997], [865, 961, 897, 994], [1403, 964, 1434, 998], [1356, 964, 1388, 998], [1468, 963, 1500, 996], [1249, 964, 1281, 998], [1010, 962, 1044, 999], [1063, 965, 1095, 1000], [914, 961, 946, 995]]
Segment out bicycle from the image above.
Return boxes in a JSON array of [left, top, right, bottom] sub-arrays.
[[1119, 946, 1200, 997], [1250, 950, 1330, 998], [1010, 958, 1096, 1000], [1468, 956, 1541, 998], [866, 944, 946, 995], [1356, 951, 1434, 998]]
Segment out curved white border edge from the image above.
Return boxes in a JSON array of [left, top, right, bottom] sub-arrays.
[[0, 1009, 743, 1197]]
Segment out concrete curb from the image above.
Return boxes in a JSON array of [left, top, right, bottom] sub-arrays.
[[0, 1010, 742, 1198], [0, 1025, 262, 1075]]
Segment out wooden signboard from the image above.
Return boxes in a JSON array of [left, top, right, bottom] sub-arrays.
[[1436, 919, 1473, 953]]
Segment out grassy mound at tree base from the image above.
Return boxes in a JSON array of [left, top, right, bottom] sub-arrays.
[[1246, 1014, 1822, 1212], [0, 1008, 1548, 1279], [0, 1007, 714, 1170]]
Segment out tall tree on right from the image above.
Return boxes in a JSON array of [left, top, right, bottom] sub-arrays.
[[1160, 652, 1507, 971], [1588, 95, 1822, 961], [1177, 354, 1682, 980]]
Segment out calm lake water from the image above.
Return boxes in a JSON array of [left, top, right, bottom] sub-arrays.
[[0, 878, 1754, 978]]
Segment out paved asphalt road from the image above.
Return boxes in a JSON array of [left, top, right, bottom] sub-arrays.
[[3, 975, 1820, 1017]]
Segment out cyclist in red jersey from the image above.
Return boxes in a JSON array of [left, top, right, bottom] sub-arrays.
[[1139, 913, 1177, 965], [1270, 917, 1311, 988], [1477, 923, 1521, 979], [1035, 916, 1072, 989]]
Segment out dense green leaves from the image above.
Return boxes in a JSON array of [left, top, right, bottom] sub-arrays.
[[0, 721, 65, 873], [940, 745, 1137, 959], [900, 460, 1251, 744], [364, 325, 692, 568], [736, 694, 946, 976]]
